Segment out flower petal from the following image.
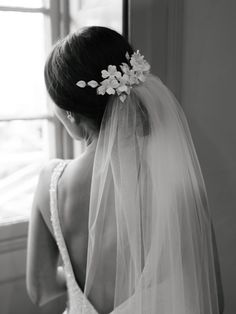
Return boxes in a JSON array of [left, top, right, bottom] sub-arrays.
[[117, 85, 128, 93], [97, 85, 106, 95], [110, 78, 119, 88], [106, 87, 115, 95], [101, 70, 109, 78], [115, 71, 122, 79], [119, 94, 127, 102], [108, 65, 117, 75], [120, 63, 130, 74], [125, 52, 130, 60], [76, 80, 86, 88], [88, 80, 99, 88]]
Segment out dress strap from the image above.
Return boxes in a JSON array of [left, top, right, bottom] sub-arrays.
[[49, 160, 75, 277]]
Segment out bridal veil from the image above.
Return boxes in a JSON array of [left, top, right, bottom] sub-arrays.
[[83, 74, 220, 314]]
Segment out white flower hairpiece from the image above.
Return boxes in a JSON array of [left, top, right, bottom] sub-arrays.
[[76, 50, 150, 102]]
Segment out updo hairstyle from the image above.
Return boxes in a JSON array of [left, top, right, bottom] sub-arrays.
[[44, 26, 134, 130]]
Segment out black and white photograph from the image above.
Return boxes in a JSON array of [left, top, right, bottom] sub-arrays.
[[0, 0, 235, 313]]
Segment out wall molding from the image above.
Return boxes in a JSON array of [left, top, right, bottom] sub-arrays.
[[0, 220, 28, 241], [0, 247, 27, 284], [0, 235, 27, 255], [0, 221, 27, 283]]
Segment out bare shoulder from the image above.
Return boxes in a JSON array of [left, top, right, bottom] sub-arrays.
[[33, 158, 63, 235], [56, 153, 95, 230], [61, 150, 95, 191], [32, 152, 94, 234]]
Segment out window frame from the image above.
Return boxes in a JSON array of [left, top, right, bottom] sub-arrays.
[[0, 0, 72, 244]]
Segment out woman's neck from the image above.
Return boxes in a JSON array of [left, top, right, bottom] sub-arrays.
[[84, 136, 98, 154]]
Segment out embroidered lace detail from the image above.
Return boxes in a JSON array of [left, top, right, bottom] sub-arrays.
[[50, 161, 98, 314]]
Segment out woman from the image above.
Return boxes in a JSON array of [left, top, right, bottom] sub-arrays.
[[26, 26, 223, 314]]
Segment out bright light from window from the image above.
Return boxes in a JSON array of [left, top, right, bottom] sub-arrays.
[[0, 10, 50, 223], [71, 0, 123, 34], [0, 11, 48, 117], [0, 0, 48, 8], [0, 120, 49, 223]]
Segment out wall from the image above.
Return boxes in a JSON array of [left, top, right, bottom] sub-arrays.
[[181, 1, 236, 313], [129, 0, 183, 99], [130, 0, 168, 82], [131, 0, 236, 313]]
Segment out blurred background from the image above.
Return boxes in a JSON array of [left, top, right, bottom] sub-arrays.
[[0, 0, 235, 313]]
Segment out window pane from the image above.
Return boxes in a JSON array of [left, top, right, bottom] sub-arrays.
[[72, 0, 122, 34], [0, 0, 49, 8], [0, 120, 50, 223], [0, 11, 49, 118]]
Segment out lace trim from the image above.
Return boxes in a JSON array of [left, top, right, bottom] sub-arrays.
[[49, 161, 98, 314]]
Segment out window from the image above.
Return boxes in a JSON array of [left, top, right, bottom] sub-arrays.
[[0, 0, 72, 225], [70, 0, 124, 34], [0, 0, 126, 225]]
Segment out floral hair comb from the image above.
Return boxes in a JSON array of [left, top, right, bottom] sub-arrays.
[[76, 50, 150, 102]]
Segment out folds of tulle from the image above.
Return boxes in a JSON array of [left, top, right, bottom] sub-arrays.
[[84, 74, 220, 314]]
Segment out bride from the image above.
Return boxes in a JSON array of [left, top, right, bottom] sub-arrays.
[[26, 26, 223, 314]]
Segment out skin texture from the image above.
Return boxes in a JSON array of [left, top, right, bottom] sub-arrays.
[[53, 107, 98, 144], [26, 107, 99, 306]]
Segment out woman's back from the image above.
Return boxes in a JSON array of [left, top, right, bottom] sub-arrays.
[[56, 147, 117, 314]]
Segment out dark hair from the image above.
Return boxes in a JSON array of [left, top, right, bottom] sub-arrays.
[[44, 26, 134, 129]]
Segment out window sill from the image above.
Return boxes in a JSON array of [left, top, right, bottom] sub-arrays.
[[0, 219, 28, 284]]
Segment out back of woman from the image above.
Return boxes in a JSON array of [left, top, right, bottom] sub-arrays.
[[26, 26, 224, 314], [59, 152, 117, 313]]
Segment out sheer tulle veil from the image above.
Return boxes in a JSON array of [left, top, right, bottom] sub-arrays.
[[84, 74, 220, 314]]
